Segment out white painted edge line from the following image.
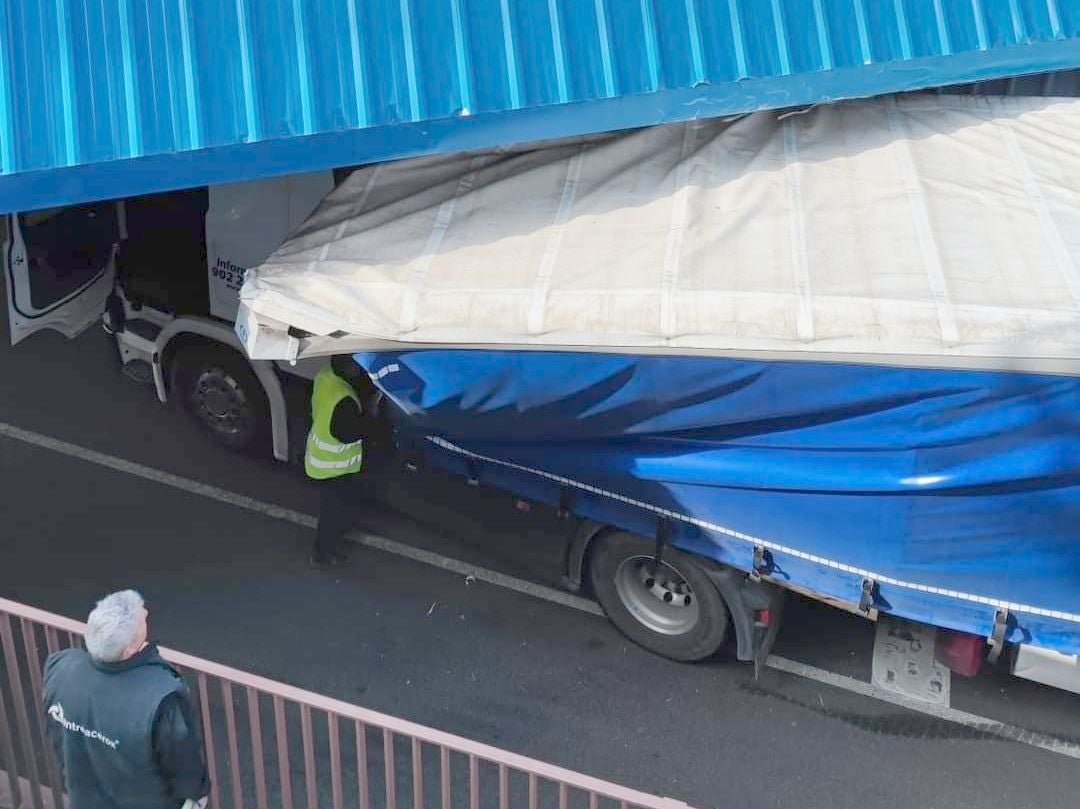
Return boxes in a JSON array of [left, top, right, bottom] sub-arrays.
[[352, 529, 604, 616], [0, 421, 602, 619], [2, 420, 1077, 762]]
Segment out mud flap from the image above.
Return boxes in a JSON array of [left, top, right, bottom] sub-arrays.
[[702, 565, 786, 674]]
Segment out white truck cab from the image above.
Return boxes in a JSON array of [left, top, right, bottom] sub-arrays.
[[4, 172, 333, 461]]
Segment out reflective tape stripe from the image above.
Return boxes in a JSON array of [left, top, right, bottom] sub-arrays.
[[306, 455, 364, 470], [308, 435, 362, 454]]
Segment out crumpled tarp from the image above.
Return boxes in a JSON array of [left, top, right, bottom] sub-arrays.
[[242, 95, 1080, 368]]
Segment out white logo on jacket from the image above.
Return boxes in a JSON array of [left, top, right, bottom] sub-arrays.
[[47, 704, 120, 750]]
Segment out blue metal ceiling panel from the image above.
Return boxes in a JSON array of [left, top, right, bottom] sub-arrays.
[[2, 0, 1080, 212]]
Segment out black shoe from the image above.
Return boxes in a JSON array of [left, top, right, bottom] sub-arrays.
[[309, 551, 346, 569]]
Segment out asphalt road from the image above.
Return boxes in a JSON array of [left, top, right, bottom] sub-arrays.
[[1, 310, 1078, 809]]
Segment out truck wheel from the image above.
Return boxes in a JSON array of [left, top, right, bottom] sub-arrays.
[[589, 531, 729, 662], [171, 345, 270, 455]]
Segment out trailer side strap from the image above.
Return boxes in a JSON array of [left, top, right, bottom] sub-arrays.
[[557, 486, 574, 519], [652, 519, 671, 575]]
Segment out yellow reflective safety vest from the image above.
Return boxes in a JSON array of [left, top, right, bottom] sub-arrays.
[[305, 366, 364, 480]]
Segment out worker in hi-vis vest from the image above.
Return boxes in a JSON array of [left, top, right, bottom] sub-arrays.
[[306, 355, 393, 567]]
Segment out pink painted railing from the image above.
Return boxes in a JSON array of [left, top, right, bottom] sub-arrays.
[[0, 597, 692, 809]]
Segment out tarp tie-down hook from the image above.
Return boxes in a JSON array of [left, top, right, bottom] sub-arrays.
[[859, 578, 878, 614], [750, 545, 772, 581], [987, 608, 1011, 664]]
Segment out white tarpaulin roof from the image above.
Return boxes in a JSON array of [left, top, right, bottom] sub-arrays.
[[239, 95, 1080, 371]]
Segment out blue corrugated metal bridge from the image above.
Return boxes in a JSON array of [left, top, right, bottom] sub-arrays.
[[2, 0, 1080, 212]]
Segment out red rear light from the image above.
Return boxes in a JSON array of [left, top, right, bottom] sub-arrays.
[[755, 609, 772, 627], [935, 628, 985, 677]]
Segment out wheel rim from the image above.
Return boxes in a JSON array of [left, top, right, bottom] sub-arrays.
[[613, 555, 700, 636], [190, 367, 254, 441]]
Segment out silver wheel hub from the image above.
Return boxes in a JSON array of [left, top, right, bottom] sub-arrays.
[[613, 555, 700, 636], [192, 368, 251, 437]]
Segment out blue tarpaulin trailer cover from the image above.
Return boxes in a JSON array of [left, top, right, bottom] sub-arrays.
[[3, 0, 1080, 212], [358, 349, 1080, 656], [238, 95, 1080, 655]]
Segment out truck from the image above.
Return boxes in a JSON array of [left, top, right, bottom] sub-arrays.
[[6, 94, 1080, 698]]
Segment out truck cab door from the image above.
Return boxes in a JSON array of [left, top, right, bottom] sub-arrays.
[[4, 200, 120, 345]]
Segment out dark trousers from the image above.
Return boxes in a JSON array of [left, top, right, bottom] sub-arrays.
[[312, 458, 389, 558]]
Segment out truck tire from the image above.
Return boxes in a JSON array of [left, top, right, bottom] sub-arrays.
[[589, 531, 730, 662], [171, 345, 270, 455]]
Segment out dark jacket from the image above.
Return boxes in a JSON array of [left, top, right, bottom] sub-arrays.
[[330, 393, 395, 466], [43, 645, 209, 809]]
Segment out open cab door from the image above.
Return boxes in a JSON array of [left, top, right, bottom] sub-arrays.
[[4, 200, 120, 345]]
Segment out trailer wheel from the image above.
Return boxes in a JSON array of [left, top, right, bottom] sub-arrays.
[[171, 345, 270, 455], [589, 531, 729, 662]]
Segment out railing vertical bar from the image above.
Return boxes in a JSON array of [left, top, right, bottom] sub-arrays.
[[43, 626, 60, 656], [273, 696, 295, 809], [589, 791, 599, 809], [328, 714, 343, 809], [559, 782, 568, 809], [300, 705, 318, 809], [411, 737, 423, 809], [440, 746, 451, 809], [0, 613, 44, 809], [20, 619, 65, 809], [528, 773, 538, 809], [0, 642, 21, 809], [19, 619, 45, 704], [469, 754, 479, 809], [221, 680, 246, 809], [245, 687, 269, 809], [197, 673, 222, 809], [354, 721, 369, 809], [42, 626, 59, 656], [498, 763, 508, 809], [382, 729, 397, 809]]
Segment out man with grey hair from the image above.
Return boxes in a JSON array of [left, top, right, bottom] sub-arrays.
[[42, 590, 209, 809]]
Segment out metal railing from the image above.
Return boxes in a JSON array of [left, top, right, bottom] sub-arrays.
[[0, 597, 692, 809]]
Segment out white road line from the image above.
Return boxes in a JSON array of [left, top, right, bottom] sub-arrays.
[[2, 420, 1077, 761], [0, 422, 602, 617], [0, 422, 318, 527], [354, 530, 604, 616]]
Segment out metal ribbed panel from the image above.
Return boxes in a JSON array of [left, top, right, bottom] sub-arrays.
[[2, 0, 1079, 211]]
